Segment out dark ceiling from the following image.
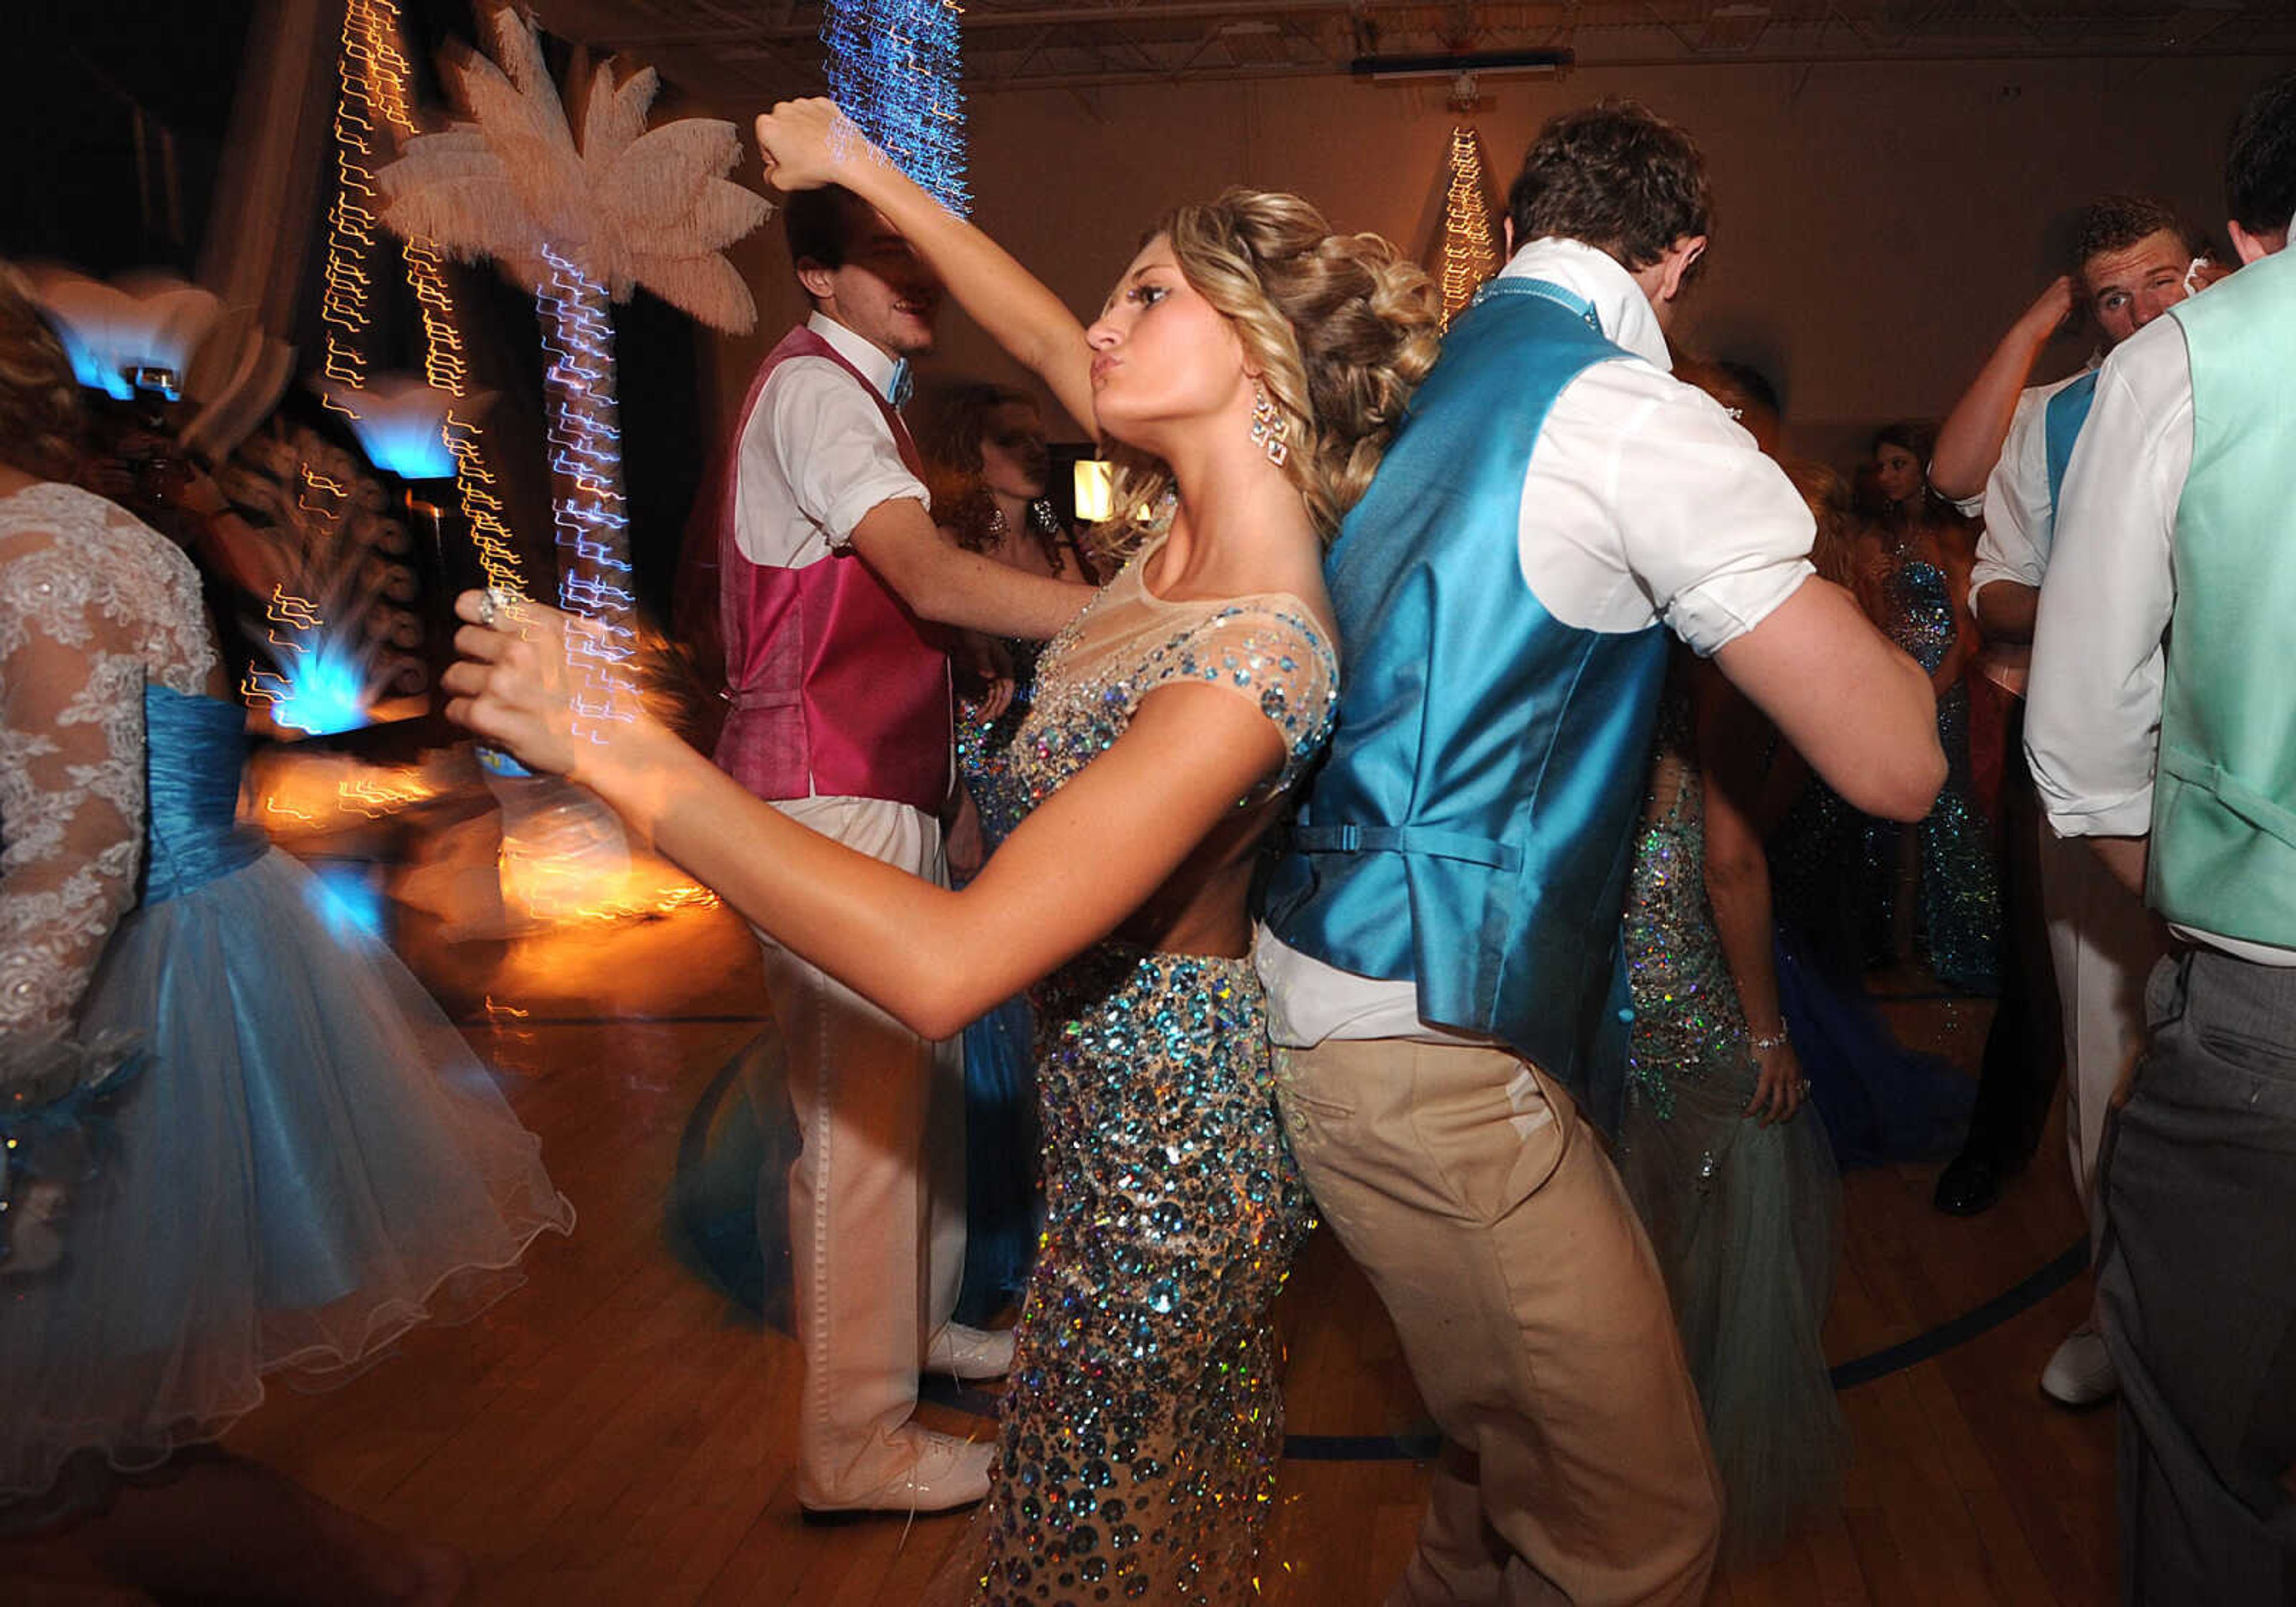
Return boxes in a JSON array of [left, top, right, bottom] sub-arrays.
[[535, 0, 2296, 99]]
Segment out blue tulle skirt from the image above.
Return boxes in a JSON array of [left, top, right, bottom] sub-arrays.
[[0, 850, 573, 1509], [1775, 930, 1974, 1167]]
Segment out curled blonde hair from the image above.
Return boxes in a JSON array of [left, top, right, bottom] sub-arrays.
[[1097, 190, 1442, 556], [0, 265, 88, 484]]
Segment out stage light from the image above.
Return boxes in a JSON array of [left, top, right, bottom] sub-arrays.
[[267, 646, 371, 736], [332, 374, 458, 480], [26, 268, 221, 402], [1073, 458, 1114, 523]]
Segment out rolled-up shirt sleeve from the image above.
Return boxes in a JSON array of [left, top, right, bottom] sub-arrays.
[[1970, 388, 2054, 607], [1608, 375, 1815, 656], [741, 358, 929, 562], [2025, 322, 2191, 839]]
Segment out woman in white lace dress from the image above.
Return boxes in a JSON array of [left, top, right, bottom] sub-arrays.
[[0, 268, 568, 1603]]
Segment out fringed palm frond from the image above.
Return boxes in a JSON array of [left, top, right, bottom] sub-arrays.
[[377, 4, 768, 329], [624, 252, 759, 336], [579, 62, 659, 167]]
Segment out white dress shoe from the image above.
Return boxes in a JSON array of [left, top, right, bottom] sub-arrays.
[[2040, 1324, 2119, 1407], [799, 1430, 994, 1524], [925, 1321, 1017, 1380]]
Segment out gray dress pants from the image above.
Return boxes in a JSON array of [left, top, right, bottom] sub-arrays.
[[2100, 947, 2296, 1604]]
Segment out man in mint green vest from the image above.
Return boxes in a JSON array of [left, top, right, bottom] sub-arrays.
[[2026, 72, 2296, 1604], [1257, 102, 1945, 1605]]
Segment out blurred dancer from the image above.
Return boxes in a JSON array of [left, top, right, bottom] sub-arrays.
[[0, 265, 569, 1605], [691, 190, 1090, 1517], [916, 381, 1095, 1321]]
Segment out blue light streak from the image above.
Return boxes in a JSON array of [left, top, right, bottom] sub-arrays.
[[822, 0, 971, 215]]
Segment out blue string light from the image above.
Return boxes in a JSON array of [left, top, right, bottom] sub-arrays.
[[822, 0, 971, 215], [537, 244, 639, 739]]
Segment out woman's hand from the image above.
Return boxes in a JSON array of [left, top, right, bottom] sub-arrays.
[[441, 589, 590, 781], [1745, 1037, 1808, 1126], [753, 98, 871, 194]]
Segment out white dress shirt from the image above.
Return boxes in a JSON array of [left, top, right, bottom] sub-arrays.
[[1256, 236, 1819, 1047], [1968, 368, 2095, 696], [2025, 298, 2294, 966], [732, 312, 930, 569], [732, 313, 938, 818]]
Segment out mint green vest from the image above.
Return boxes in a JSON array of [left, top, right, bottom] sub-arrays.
[[2152, 248, 2296, 946]]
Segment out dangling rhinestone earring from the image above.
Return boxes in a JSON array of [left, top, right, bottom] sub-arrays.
[[1248, 380, 1290, 467]]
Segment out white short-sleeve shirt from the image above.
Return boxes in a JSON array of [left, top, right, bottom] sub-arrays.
[[732, 312, 930, 570]]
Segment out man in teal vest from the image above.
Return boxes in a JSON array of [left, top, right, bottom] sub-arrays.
[[1257, 102, 1945, 1605], [1926, 199, 2210, 1410], [2026, 72, 2296, 1604]]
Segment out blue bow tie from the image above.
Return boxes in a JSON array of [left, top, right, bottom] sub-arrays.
[[887, 359, 914, 409]]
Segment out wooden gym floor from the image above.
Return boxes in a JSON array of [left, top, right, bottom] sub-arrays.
[[201, 823, 2114, 1606]]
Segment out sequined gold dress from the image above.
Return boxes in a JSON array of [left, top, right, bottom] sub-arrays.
[[934, 533, 1335, 1606], [1616, 689, 1848, 1564]]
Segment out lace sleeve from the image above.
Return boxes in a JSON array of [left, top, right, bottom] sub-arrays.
[[0, 526, 148, 1038], [1149, 603, 1341, 795]]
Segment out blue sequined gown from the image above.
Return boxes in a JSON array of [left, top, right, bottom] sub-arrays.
[[1617, 691, 1848, 1563], [0, 485, 572, 1513], [937, 534, 1333, 1606], [1874, 554, 2001, 992], [952, 636, 1049, 1323]]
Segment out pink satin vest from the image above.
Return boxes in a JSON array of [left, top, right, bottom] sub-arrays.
[[710, 326, 951, 811]]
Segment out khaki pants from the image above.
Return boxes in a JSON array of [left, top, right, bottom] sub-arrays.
[[1278, 1038, 1721, 1606], [752, 797, 966, 1507]]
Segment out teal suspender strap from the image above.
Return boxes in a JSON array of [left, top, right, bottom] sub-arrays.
[[2044, 369, 2101, 513]]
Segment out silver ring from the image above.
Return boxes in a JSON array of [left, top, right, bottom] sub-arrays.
[[477, 590, 498, 630]]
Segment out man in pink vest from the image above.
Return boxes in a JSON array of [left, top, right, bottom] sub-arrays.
[[713, 187, 1090, 1518]]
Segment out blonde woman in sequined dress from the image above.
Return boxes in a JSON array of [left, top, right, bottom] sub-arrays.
[[448, 102, 1441, 1605]]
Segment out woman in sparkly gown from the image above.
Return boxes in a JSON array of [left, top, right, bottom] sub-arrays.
[[1864, 423, 2001, 993], [449, 100, 1441, 1605], [1763, 461, 1974, 1166], [918, 383, 1100, 1322], [1617, 658, 1849, 1563], [0, 272, 569, 1602]]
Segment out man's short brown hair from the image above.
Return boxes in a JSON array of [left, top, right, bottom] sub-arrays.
[[2068, 195, 2206, 282], [1506, 99, 1712, 272]]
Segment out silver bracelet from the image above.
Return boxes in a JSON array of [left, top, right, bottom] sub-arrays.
[[1748, 1028, 1790, 1053]]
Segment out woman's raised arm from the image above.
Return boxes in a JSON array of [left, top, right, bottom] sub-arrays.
[[755, 100, 1101, 439]]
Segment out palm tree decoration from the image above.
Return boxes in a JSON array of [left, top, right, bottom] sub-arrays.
[[377, 4, 768, 737]]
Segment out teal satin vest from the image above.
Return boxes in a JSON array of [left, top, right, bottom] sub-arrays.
[[1260, 279, 1670, 1126], [2149, 248, 2296, 947]]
